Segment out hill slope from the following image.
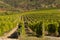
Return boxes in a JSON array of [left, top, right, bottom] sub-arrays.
[[0, 0, 60, 11]]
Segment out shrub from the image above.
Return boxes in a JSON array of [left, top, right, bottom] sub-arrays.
[[48, 24, 56, 34], [18, 23, 22, 35], [58, 22, 60, 35], [36, 22, 43, 37], [28, 23, 36, 32]]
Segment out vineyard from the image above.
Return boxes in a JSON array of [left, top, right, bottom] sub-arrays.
[[0, 14, 20, 36], [0, 9, 60, 40]]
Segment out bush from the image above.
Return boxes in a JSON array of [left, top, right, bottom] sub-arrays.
[[36, 22, 43, 37], [58, 22, 60, 35], [48, 24, 56, 34], [18, 23, 22, 35], [28, 22, 43, 37], [28, 23, 36, 32]]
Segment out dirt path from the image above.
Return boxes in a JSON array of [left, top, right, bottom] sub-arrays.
[[45, 36, 60, 40], [0, 38, 18, 40]]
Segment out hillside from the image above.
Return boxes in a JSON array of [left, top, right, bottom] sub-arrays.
[[0, 0, 60, 11], [0, 1, 14, 11]]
